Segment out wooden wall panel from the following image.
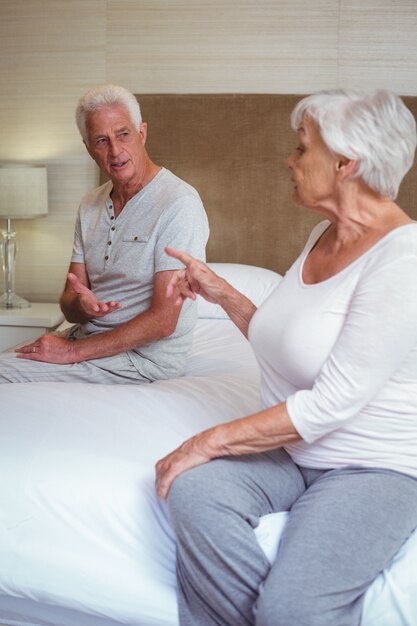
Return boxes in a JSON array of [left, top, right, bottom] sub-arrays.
[[0, 0, 106, 301], [0, 0, 107, 160], [0, 0, 416, 301], [339, 0, 417, 94], [107, 0, 339, 93]]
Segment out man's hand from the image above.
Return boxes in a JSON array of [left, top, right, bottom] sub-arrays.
[[15, 334, 79, 364], [67, 272, 121, 318]]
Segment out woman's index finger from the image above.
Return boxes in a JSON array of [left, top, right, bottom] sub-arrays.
[[165, 247, 194, 266]]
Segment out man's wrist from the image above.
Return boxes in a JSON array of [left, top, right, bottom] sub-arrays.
[[67, 338, 81, 363]]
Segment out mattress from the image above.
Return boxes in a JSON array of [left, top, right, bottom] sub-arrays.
[[1, 263, 416, 626], [0, 317, 260, 626]]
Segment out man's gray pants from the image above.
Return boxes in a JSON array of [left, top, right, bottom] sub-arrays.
[[0, 350, 149, 384], [168, 448, 417, 626], [0, 323, 151, 384]]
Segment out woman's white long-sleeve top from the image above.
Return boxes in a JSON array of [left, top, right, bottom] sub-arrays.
[[249, 220, 417, 478]]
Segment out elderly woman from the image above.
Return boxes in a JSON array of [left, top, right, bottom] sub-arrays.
[[155, 89, 417, 626]]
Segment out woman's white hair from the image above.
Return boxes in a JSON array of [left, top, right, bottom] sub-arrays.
[[75, 84, 142, 143], [291, 89, 416, 200]]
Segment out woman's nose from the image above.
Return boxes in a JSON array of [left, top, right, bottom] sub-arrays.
[[286, 154, 293, 169]]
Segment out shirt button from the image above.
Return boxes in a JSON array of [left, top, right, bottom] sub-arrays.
[[108, 241, 112, 246], [134, 236, 138, 241], [105, 255, 109, 260], [111, 226, 115, 231], [110, 215, 115, 220]]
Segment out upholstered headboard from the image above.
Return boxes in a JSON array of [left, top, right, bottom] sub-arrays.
[[137, 94, 417, 274]]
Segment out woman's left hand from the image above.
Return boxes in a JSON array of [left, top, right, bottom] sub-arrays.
[[155, 431, 216, 501], [156, 403, 301, 500]]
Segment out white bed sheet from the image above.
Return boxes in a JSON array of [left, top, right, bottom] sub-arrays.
[[0, 319, 260, 626], [1, 318, 417, 626]]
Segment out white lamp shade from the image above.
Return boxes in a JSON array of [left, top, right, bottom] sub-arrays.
[[0, 167, 48, 219]]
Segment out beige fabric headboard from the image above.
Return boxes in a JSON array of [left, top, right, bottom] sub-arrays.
[[137, 94, 417, 275]]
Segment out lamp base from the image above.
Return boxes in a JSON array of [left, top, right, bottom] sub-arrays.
[[0, 292, 31, 309]]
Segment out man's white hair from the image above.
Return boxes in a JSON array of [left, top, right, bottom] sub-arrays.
[[75, 84, 142, 143], [291, 89, 416, 200]]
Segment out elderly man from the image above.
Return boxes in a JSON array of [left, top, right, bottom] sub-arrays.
[[0, 84, 209, 384]]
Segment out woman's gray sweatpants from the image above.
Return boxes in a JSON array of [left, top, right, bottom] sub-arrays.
[[168, 448, 417, 626]]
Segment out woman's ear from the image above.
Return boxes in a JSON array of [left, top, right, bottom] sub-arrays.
[[336, 157, 357, 177]]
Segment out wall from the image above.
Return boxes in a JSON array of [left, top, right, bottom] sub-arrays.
[[0, 0, 416, 301]]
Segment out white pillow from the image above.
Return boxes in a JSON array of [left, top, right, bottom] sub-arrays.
[[197, 263, 282, 319]]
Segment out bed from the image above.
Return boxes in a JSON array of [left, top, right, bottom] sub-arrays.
[[1, 263, 417, 626], [1, 93, 417, 626]]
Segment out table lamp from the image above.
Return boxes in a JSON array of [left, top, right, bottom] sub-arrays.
[[0, 167, 48, 309]]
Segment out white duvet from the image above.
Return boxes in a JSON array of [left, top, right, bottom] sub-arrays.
[[1, 264, 417, 626]]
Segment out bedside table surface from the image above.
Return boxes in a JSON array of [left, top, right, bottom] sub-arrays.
[[0, 303, 65, 328]]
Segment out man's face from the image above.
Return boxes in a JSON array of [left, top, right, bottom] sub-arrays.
[[84, 105, 147, 188]]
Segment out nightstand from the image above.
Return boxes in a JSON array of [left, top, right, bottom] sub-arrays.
[[0, 303, 65, 351]]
